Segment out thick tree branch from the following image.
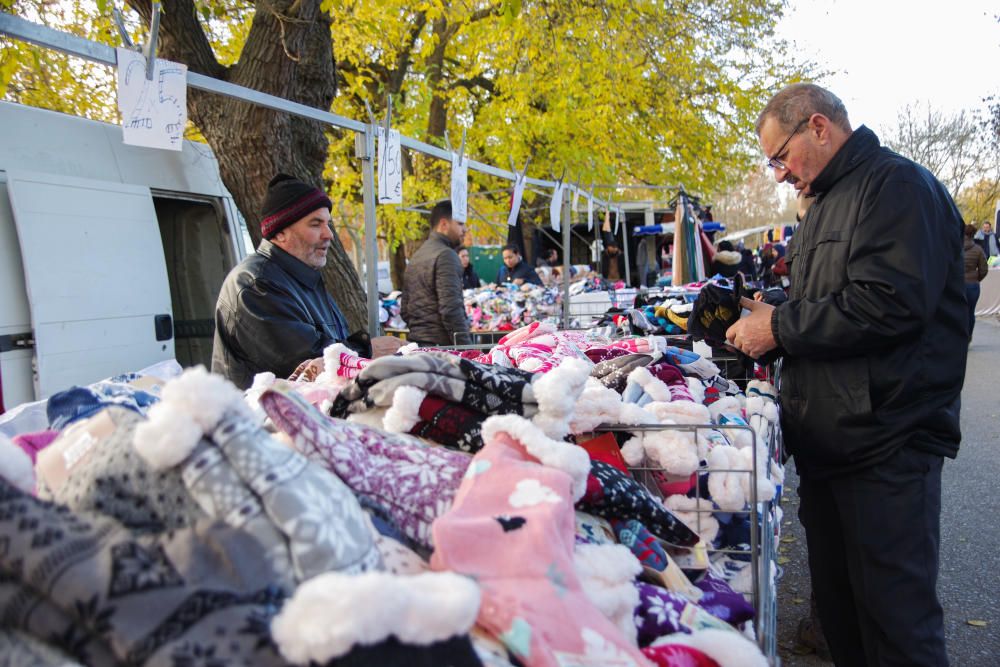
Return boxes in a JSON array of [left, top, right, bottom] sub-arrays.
[[124, 0, 225, 79]]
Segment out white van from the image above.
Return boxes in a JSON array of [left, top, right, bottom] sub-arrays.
[[0, 101, 249, 412]]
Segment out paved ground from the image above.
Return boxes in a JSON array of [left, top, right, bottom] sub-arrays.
[[776, 317, 1000, 666]]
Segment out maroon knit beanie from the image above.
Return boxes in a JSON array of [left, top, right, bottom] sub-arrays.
[[260, 173, 333, 239]]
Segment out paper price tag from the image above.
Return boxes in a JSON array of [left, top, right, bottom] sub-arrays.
[[377, 127, 402, 204], [508, 173, 526, 227], [587, 191, 594, 231], [451, 152, 468, 222], [549, 182, 563, 232], [116, 48, 187, 151]]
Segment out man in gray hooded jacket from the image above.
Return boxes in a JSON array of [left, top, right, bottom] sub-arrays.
[[401, 200, 472, 346]]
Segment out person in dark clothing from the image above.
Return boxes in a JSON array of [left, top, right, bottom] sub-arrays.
[[536, 247, 560, 269], [974, 220, 999, 258], [710, 240, 742, 278], [727, 84, 966, 667], [458, 246, 481, 290], [401, 201, 472, 346], [497, 244, 543, 286], [738, 248, 757, 281], [600, 225, 627, 281], [964, 223, 989, 338], [212, 174, 369, 389]]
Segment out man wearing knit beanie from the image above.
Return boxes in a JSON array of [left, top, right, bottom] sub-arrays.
[[212, 173, 365, 388]]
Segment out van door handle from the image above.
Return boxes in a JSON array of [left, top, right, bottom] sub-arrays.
[[154, 314, 173, 341]]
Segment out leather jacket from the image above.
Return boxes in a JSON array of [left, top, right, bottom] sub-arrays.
[[212, 239, 355, 388], [772, 126, 967, 479]]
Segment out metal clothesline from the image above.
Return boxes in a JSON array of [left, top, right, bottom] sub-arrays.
[[0, 11, 689, 337]]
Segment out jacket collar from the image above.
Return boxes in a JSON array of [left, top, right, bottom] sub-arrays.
[[809, 125, 881, 196], [257, 238, 322, 288], [429, 230, 459, 249]]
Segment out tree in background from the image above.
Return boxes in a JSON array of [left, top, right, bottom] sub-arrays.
[[712, 165, 788, 234], [882, 102, 1000, 225], [2, 0, 807, 300]]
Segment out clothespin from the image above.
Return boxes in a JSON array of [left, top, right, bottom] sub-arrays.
[[508, 156, 531, 183], [363, 99, 377, 127], [142, 1, 161, 80], [382, 94, 392, 137], [113, 8, 136, 49]]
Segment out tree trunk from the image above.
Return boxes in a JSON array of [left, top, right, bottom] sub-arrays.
[[126, 0, 369, 333]]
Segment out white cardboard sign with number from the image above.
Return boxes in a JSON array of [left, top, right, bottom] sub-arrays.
[[116, 48, 187, 151], [507, 172, 526, 227], [549, 182, 563, 232], [377, 127, 402, 204], [451, 153, 468, 222]]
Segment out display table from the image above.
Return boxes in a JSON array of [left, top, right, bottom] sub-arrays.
[[976, 268, 1000, 316]]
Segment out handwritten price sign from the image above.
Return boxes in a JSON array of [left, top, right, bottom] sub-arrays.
[[377, 127, 402, 204], [116, 48, 187, 151]]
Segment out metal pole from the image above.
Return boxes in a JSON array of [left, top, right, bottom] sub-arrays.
[[561, 188, 571, 327], [354, 126, 380, 338], [622, 210, 631, 286]]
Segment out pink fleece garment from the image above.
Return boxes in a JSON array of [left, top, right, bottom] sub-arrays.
[[431, 428, 649, 667]]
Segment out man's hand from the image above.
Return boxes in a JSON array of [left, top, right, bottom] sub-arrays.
[[513, 278, 526, 286], [371, 335, 405, 358], [726, 297, 777, 359]]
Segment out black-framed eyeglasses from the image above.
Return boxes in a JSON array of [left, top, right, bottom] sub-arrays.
[[766, 117, 810, 170]]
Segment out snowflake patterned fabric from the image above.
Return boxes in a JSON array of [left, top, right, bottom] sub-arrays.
[[331, 352, 540, 418], [578, 461, 699, 547], [591, 354, 655, 392], [0, 478, 290, 667], [431, 419, 650, 667], [208, 411, 383, 579], [633, 582, 735, 647], [261, 384, 471, 550]]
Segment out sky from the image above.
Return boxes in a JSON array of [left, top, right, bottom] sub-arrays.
[[775, 0, 1000, 134]]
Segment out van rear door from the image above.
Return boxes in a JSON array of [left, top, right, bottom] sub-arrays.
[[6, 171, 174, 398]]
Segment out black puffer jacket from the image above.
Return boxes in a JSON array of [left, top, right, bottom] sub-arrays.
[[212, 240, 358, 389], [401, 232, 471, 346], [772, 126, 967, 479]]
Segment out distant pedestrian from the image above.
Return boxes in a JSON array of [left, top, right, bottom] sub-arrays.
[[458, 246, 481, 290], [974, 221, 999, 258]]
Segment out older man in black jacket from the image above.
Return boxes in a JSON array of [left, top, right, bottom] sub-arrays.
[[212, 174, 368, 389], [401, 200, 472, 346], [728, 84, 966, 667]]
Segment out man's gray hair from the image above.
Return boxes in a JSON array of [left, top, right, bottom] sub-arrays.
[[755, 83, 851, 135]]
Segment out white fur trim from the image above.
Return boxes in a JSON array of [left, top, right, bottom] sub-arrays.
[[533, 358, 591, 418], [481, 415, 590, 501], [652, 628, 768, 667], [686, 377, 706, 404], [574, 544, 641, 645], [271, 571, 480, 664], [133, 366, 252, 470], [397, 342, 420, 355], [763, 402, 779, 424], [322, 343, 356, 376], [621, 436, 645, 467], [134, 403, 205, 470], [627, 366, 673, 403], [0, 434, 35, 494], [646, 400, 711, 425], [383, 386, 427, 434], [616, 402, 657, 426], [708, 396, 743, 423], [244, 372, 277, 421], [664, 495, 719, 545], [569, 383, 627, 433], [707, 446, 746, 511], [642, 429, 699, 476], [532, 412, 572, 441], [744, 396, 764, 418], [736, 447, 776, 504]]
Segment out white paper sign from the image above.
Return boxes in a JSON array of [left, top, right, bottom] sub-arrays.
[[571, 184, 580, 212], [507, 172, 526, 227], [116, 48, 187, 151], [549, 183, 563, 232], [451, 152, 468, 222], [377, 127, 402, 204], [613, 205, 620, 235], [587, 190, 594, 231]]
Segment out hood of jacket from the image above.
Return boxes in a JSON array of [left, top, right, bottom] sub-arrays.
[[714, 250, 742, 266]]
